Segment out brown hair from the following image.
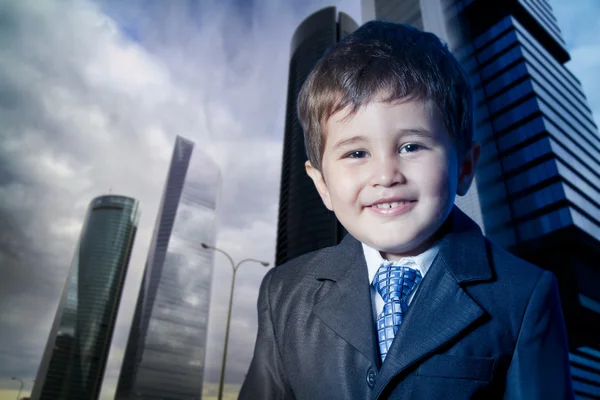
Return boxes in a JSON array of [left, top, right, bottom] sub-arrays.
[[298, 21, 474, 171]]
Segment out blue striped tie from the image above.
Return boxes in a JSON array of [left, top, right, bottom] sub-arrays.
[[373, 264, 422, 363]]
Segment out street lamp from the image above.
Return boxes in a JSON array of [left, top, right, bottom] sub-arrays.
[[201, 242, 270, 400], [11, 377, 23, 400]]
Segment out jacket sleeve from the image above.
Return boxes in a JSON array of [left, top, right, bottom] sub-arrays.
[[239, 268, 293, 400], [504, 270, 574, 399]]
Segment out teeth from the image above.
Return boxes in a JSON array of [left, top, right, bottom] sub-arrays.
[[375, 201, 407, 209]]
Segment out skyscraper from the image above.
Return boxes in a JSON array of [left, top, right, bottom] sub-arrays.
[[31, 195, 140, 400], [276, 7, 358, 266], [115, 135, 221, 400], [364, 0, 600, 397]]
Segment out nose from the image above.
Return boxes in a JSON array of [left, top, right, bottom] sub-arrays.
[[369, 156, 406, 187]]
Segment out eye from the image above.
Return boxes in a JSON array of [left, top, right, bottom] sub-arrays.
[[399, 143, 424, 154], [345, 150, 368, 159]]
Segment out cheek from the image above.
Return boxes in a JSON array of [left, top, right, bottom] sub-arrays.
[[329, 168, 363, 205], [418, 156, 454, 198]]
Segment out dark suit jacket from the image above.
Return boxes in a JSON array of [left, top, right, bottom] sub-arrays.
[[239, 207, 574, 399]]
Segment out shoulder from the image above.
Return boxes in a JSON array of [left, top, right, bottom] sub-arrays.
[[255, 244, 347, 331], [474, 237, 557, 316], [484, 238, 555, 290], [260, 244, 340, 298]]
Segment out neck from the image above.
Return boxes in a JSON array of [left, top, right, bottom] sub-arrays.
[[380, 210, 453, 261]]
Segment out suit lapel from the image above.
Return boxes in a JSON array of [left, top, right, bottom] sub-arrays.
[[372, 207, 494, 399], [312, 234, 380, 367]]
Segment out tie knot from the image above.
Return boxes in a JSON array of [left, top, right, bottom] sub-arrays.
[[373, 264, 422, 302]]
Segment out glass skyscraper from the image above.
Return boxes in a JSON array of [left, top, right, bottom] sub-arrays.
[[276, 7, 357, 266], [363, 0, 600, 397], [31, 195, 140, 400], [115, 135, 221, 400]]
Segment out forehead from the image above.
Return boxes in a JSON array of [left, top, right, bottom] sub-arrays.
[[323, 96, 441, 137]]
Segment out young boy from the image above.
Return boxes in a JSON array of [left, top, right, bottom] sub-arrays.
[[239, 21, 573, 399]]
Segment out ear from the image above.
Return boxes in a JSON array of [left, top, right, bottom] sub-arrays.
[[305, 160, 333, 211], [456, 141, 481, 196]]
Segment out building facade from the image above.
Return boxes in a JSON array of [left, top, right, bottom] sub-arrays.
[[31, 195, 140, 400], [276, 7, 358, 266], [363, 0, 600, 397], [115, 135, 221, 400]]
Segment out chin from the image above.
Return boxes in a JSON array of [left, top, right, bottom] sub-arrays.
[[377, 233, 431, 254], [372, 238, 417, 254]]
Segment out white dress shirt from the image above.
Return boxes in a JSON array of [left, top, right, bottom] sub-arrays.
[[362, 242, 440, 324]]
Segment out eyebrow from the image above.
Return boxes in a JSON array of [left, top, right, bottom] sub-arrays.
[[397, 128, 435, 138], [331, 129, 434, 151], [332, 135, 369, 151]]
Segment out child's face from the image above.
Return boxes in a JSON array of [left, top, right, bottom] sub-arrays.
[[306, 97, 480, 260]]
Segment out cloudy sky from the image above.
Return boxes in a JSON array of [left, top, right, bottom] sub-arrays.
[[0, 0, 598, 399]]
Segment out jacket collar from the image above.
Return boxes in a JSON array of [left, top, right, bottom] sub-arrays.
[[315, 206, 492, 285]]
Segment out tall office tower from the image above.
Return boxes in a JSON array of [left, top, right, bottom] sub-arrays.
[[31, 195, 140, 400], [276, 7, 358, 266], [115, 135, 221, 400], [364, 0, 600, 397]]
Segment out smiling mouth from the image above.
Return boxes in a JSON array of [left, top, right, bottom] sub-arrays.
[[367, 200, 417, 215], [370, 201, 415, 209]]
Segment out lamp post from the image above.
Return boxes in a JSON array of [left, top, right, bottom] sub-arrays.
[[11, 377, 23, 400], [201, 243, 270, 400]]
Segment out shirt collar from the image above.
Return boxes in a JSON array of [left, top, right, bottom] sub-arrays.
[[362, 241, 441, 284]]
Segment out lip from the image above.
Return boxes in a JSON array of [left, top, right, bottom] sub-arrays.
[[368, 197, 415, 207], [366, 200, 417, 216]]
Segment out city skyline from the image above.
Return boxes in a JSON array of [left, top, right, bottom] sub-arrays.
[[0, 1, 599, 399]]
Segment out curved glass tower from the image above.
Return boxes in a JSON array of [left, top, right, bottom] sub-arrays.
[[276, 7, 358, 266], [31, 195, 140, 400], [115, 135, 221, 400]]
